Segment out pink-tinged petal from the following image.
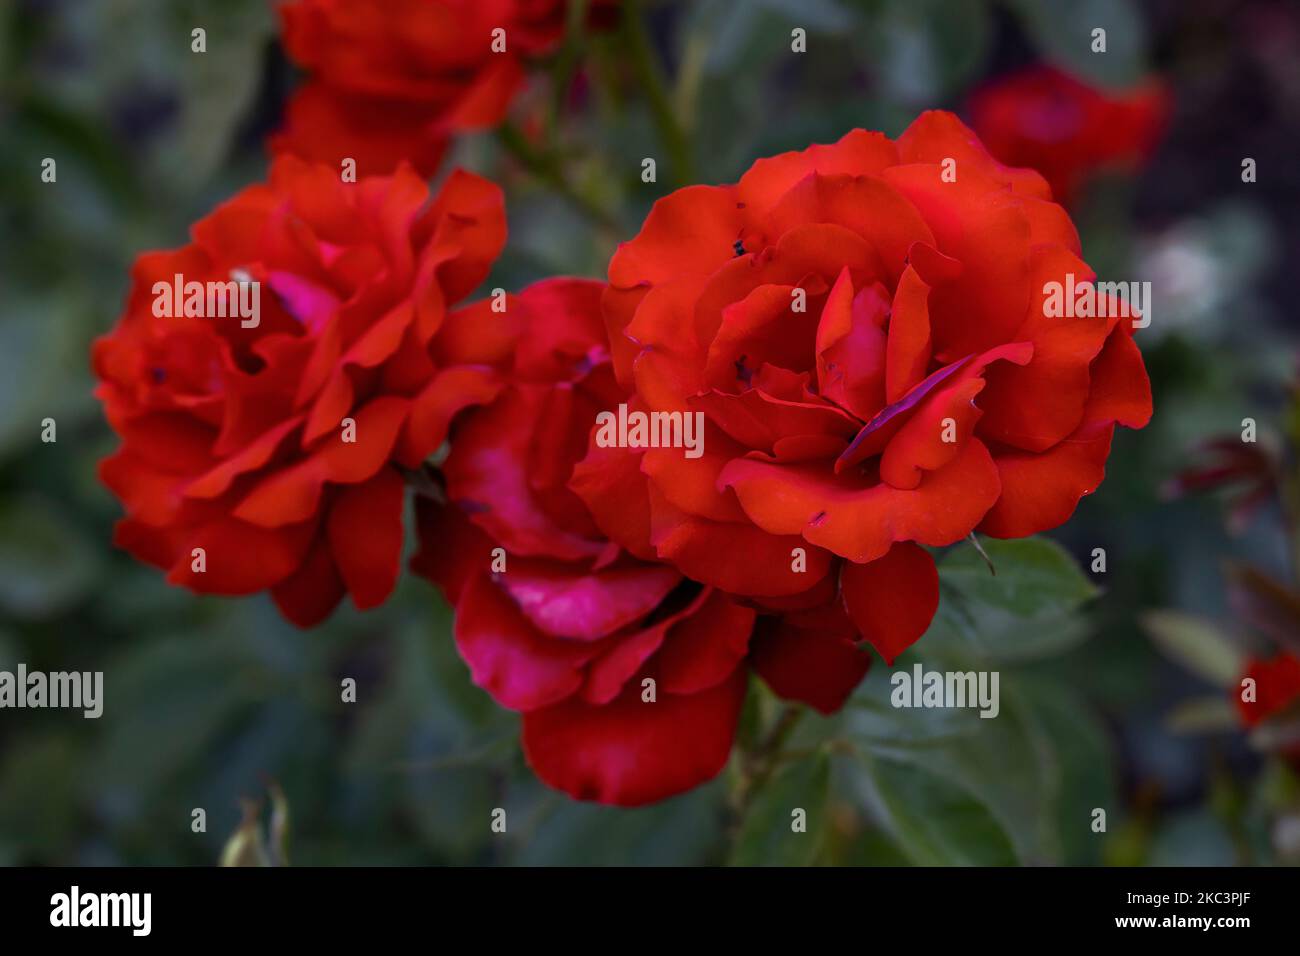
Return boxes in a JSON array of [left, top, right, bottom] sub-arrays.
[[443, 387, 604, 560], [498, 558, 682, 642], [266, 271, 340, 333], [522, 667, 748, 807], [841, 542, 940, 664], [750, 614, 869, 714], [577, 586, 722, 707], [454, 573, 597, 712], [327, 465, 405, 609], [656, 590, 756, 695], [720, 438, 1001, 563]]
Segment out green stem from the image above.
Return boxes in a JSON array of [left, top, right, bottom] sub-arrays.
[[621, 0, 695, 187], [727, 705, 805, 837], [496, 122, 619, 231]]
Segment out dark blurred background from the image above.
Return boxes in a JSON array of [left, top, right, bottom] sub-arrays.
[[0, 0, 1297, 865]]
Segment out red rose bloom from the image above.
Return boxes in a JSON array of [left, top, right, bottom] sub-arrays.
[[583, 111, 1152, 672], [272, 0, 614, 177], [412, 279, 758, 806], [969, 65, 1170, 204], [94, 157, 509, 626]]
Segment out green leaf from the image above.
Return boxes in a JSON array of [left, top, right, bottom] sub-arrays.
[[1006, 0, 1150, 88], [730, 751, 831, 866], [847, 676, 1112, 864], [843, 751, 1017, 865], [0, 296, 95, 462], [0, 733, 88, 862], [0, 496, 99, 618], [843, 666, 979, 745], [927, 536, 1098, 660], [1013, 681, 1116, 865], [1141, 610, 1242, 687], [508, 780, 727, 866], [851, 0, 993, 105]]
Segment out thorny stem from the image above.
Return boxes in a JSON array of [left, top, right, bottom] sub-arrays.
[[621, 0, 696, 187]]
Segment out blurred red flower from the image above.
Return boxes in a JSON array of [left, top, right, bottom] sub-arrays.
[[583, 111, 1152, 670], [94, 157, 510, 625], [271, 0, 616, 177], [969, 65, 1170, 204], [412, 279, 757, 806], [1237, 653, 1300, 765]]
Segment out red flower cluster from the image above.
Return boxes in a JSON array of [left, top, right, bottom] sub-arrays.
[[94, 158, 510, 625], [970, 65, 1170, 204], [591, 111, 1152, 673], [98, 95, 1153, 800], [272, 0, 615, 177]]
